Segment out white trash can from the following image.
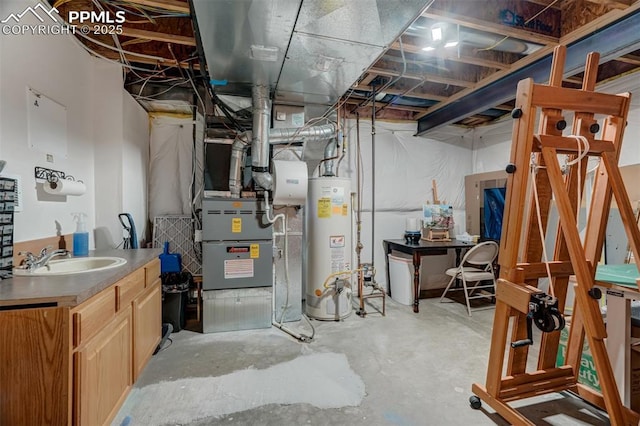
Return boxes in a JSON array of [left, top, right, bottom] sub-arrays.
[[388, 254, 414, 305]]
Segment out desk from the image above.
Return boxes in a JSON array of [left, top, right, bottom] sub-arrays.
[[595, 264, 640, 407], [383, 239, 475, 313]]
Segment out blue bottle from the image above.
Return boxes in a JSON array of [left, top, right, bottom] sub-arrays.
[[72, 213, 89, 257]]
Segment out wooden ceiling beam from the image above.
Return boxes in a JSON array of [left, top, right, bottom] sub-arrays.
[[564, 75, 585, 84], [352, 86, 447, 102], [120, 27, 196, 46], [389, 41, 511, 70], [367, 67, 476, 88], [422, 9, 558, 46], [615, 54, 640, 66], [358, 73, 378, 86], [414, 0, 640, 121], [121, 0, 190, 14], [584, 0, 633, 10], [343, 98, 429, 113], [103, 51, 200, 70]]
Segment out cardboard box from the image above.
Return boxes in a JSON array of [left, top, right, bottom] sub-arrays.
[[556, 324, 600, 392], [557, 322, 640, 411]]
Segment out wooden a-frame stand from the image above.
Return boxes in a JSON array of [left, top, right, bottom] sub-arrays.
[[471, 45, 640, 425]]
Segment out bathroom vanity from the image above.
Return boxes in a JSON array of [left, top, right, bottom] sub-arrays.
[[0, 248, 161, 425]]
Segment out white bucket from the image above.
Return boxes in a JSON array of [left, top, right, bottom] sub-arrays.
[[388, 254, 414, 305]]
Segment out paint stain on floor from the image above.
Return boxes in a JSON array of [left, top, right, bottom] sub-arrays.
[[114, 352, 365, 425]]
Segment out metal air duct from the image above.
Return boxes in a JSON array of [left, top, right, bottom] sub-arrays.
[[252, 84, 272, 190], [229, 93, 337, 196]]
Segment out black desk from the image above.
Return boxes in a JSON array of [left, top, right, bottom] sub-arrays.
[[383, 239, 476, 313]]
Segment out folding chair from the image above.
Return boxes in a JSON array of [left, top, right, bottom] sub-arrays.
[[439, 241, 499, 316]]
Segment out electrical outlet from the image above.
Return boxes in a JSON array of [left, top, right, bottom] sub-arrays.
[[194, 229, 202, 242]]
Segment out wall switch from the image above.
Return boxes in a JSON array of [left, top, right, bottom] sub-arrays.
[[275, 111, 286, 121]]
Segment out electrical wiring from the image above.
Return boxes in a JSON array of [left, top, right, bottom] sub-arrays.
[[67, 32, 179, 73], [133, 80, 192, 99], [103, 0, 188, 18]]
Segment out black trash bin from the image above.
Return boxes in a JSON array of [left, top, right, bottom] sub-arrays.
[[161, 272, 191, 332]]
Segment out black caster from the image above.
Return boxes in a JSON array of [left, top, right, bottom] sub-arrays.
[[469, 395, 482, 409]]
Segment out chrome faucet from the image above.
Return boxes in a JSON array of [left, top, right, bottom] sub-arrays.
[[18, 246, 71, 271]]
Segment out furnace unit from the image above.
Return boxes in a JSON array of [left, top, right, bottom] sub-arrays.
[[202, 197, 273, 332]]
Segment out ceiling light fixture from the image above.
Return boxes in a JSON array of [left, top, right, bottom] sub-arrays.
[[431, 25, 443, 42], [422, 46, 435, 52], [444, 41, 459, 48]]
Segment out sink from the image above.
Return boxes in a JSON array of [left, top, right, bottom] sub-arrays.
[[13, 257, 127, 276]]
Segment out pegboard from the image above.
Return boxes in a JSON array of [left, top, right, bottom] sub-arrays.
[[152, 215, 201, 276]]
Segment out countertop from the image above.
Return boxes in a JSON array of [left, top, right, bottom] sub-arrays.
[[0, 248, 162, 308]]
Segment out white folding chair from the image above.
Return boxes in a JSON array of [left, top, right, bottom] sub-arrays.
[[439, 241, 499, 316]]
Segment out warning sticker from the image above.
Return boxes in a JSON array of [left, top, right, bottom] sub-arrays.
[[231, 218, 242, 233], [250, 244, 259, 259], [332, 205, 342, 215], [318, 197, 331, 218], [224, 259, 254, 279], [330, 235, 345, 248], [330, 235, 346, 273], [342, 204, 348, 216]]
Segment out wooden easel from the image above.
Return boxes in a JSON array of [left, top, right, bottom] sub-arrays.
[[471, 45, 640, 425]]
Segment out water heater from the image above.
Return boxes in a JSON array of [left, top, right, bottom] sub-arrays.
[[304, 177, 352, 320]]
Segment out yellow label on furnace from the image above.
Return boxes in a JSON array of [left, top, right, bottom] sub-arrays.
[[231, 218, 242, 233], [250, 244, 259, 259], [318, 198, 331, 218], [342, 204, 348, 216]]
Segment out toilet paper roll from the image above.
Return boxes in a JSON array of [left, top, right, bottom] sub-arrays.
[[43, 178, 86, 196]]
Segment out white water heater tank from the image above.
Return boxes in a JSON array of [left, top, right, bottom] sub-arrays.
[[304, 177, 352, 320]]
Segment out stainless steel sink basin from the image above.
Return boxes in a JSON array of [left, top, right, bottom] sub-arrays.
[[13, 257, 127, 276]]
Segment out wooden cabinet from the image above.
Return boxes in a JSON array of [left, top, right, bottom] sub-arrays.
[[133, 281, 161, 380], [74, 306, 132, 426], [71, 258, 160, 425], [0, 306, 69, 425], [0, 257, 161, 426]]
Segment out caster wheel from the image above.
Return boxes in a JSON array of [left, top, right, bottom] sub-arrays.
[[469, 395, 482, 409]]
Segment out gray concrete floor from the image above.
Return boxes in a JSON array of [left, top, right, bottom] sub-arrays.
[[113, 297, 610, 426]]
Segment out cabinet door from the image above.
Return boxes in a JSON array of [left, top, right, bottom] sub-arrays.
[[74, 306, 132, 426], [133, 281, 162, 380]]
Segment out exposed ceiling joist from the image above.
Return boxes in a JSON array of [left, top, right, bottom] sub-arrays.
[[367, 67, 475, 88], [585, 0, 634, 9], [416, 4, 640, 134], [120, 27, 196, 46], [422, 9, 559, 46], [122, 0, 190, 14], [353, 86, 447, 102], [105, 52, 200, 70], [344, 98, 429, 113], [616, 54, 640, 65], [358, 73, 377, 86], [390, 41, 511, 70]]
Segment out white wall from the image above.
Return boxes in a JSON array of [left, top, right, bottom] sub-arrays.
[[340, 120, 473, 291], [0, 0, 149, 246], [93, 61, 124, 247], [1, 0, 96, 242], [122, 94, 150, 245]]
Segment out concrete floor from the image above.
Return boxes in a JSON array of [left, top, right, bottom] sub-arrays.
[[113, 297, 610, 426]]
